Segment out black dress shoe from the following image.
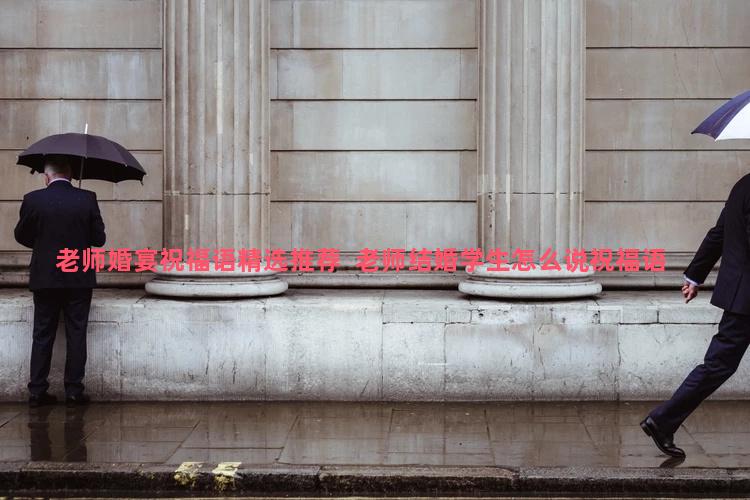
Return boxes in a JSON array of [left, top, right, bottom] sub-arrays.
[[660, 455, 686, 468], [65, 393, 91, 406], [28, 392, 58, 408], [640, 416, 686, 458]]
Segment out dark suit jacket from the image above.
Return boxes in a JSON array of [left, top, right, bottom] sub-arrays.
[[684, 172, 750, 314], [14, 180, 106, 291]]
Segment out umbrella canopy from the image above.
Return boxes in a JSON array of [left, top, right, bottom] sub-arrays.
[[16, 133, 146, 183], [692, 90, 750, 141]]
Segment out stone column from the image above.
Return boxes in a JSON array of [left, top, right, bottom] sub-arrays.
[[459, 0, 600, 299], [146, 0, 286, 297]]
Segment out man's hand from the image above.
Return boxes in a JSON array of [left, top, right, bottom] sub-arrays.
[[682, 281, 698, 303]]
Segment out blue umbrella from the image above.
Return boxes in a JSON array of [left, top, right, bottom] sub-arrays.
[[692, 90, 750, 141]]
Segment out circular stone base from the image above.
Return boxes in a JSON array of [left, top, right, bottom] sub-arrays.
[[458, 263, 602, 299], [145, 263, 288, 298]]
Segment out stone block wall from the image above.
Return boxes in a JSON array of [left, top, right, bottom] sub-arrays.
[[269, 0, 479, 259], [2, 0, 750, 284], [0, 0, 163, 270], [584, 0, 750, 268]]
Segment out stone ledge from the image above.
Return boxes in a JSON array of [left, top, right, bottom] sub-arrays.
[[0, 288, 737, 401], [0, 267, 721, 289]]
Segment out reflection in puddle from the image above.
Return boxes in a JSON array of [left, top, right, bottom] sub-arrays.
[[0, 401, 746, 467], [28, 404, 89, 461]]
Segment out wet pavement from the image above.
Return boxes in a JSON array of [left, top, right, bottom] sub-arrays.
[[1, 400, 749, 469]]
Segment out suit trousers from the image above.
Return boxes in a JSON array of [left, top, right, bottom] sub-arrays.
[[650, 309, 750, 435], [29, 288, 93, 397]]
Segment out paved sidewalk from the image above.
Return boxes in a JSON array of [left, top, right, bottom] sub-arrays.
[[1, 400, 750, 497], [2, 400, 748, 467]]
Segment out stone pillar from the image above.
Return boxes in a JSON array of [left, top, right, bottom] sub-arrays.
[[146, 0, 287, 297], [459, 0, 600, 299]]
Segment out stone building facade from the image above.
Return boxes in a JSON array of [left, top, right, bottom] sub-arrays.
[[2, 0, 748, 287], [0, 0, 749, 401]]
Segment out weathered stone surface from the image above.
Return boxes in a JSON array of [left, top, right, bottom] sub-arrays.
[[282, 269, 465, 288], [587, 49, 750, 99], [0, 321, 29, 399], [586, 100, 750, 151], [270, 202, 293, 249], [658, 305, 723, 324], [474, 0, 596, 299], [0, 289, 739, 401], [271, 101, 477, 150], [271, 0, 478, 48], [98, 202, 163, 250], [590, 303, 659, 325], [0, 200, 161, 251], [444, 323, 534, 400], [617, 324, 723, 400], [162, 193, 268, 251], [156, 0, 275, 298], [272, 151, 476, 202], [272, 49, 478, 99], [586, 0, 750, 48], [494, 192, 582, 255], [405, 203, 477, 249], [383, 290, 471, 324], [272, 201, 476, 251], [585, 151, 750, 201], [265, 291, 383, 400], [0, 100, 162, 150], [382, 323, 445, 401], [287, 202, 407, 251], [479, 0, 585, 260], [163, 0, 270, 254], [0, 0, 162, 48], [459, 264, 602, 300], [145, 265, 288, 299], [582, 1, 750, 295], [0, 0, 164, 274], [268, 0, 478, 272], [533, 324, 618, 400], [583, 201, 723, 252], [0, 49, 161, 99]]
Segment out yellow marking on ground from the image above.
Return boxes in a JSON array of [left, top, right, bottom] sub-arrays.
[[212, 461, 241, 491], [174, 461, 203, 488]]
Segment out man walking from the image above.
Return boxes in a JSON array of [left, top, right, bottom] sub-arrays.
[[641, 172, 750, 458], [14, 155, 106, 407]]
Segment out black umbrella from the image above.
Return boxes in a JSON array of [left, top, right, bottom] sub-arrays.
[[16, 132, 146, 184]]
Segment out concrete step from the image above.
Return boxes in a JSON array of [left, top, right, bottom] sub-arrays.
[[3, 462, 749, 498]]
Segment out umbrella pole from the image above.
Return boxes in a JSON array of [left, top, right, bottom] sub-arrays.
[[78, 157, 84, 188], [78, 122, 88, 188]]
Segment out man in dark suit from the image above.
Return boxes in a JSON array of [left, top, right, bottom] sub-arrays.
[[641, 173, 750, 458], [14, 155, 106, 407]]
